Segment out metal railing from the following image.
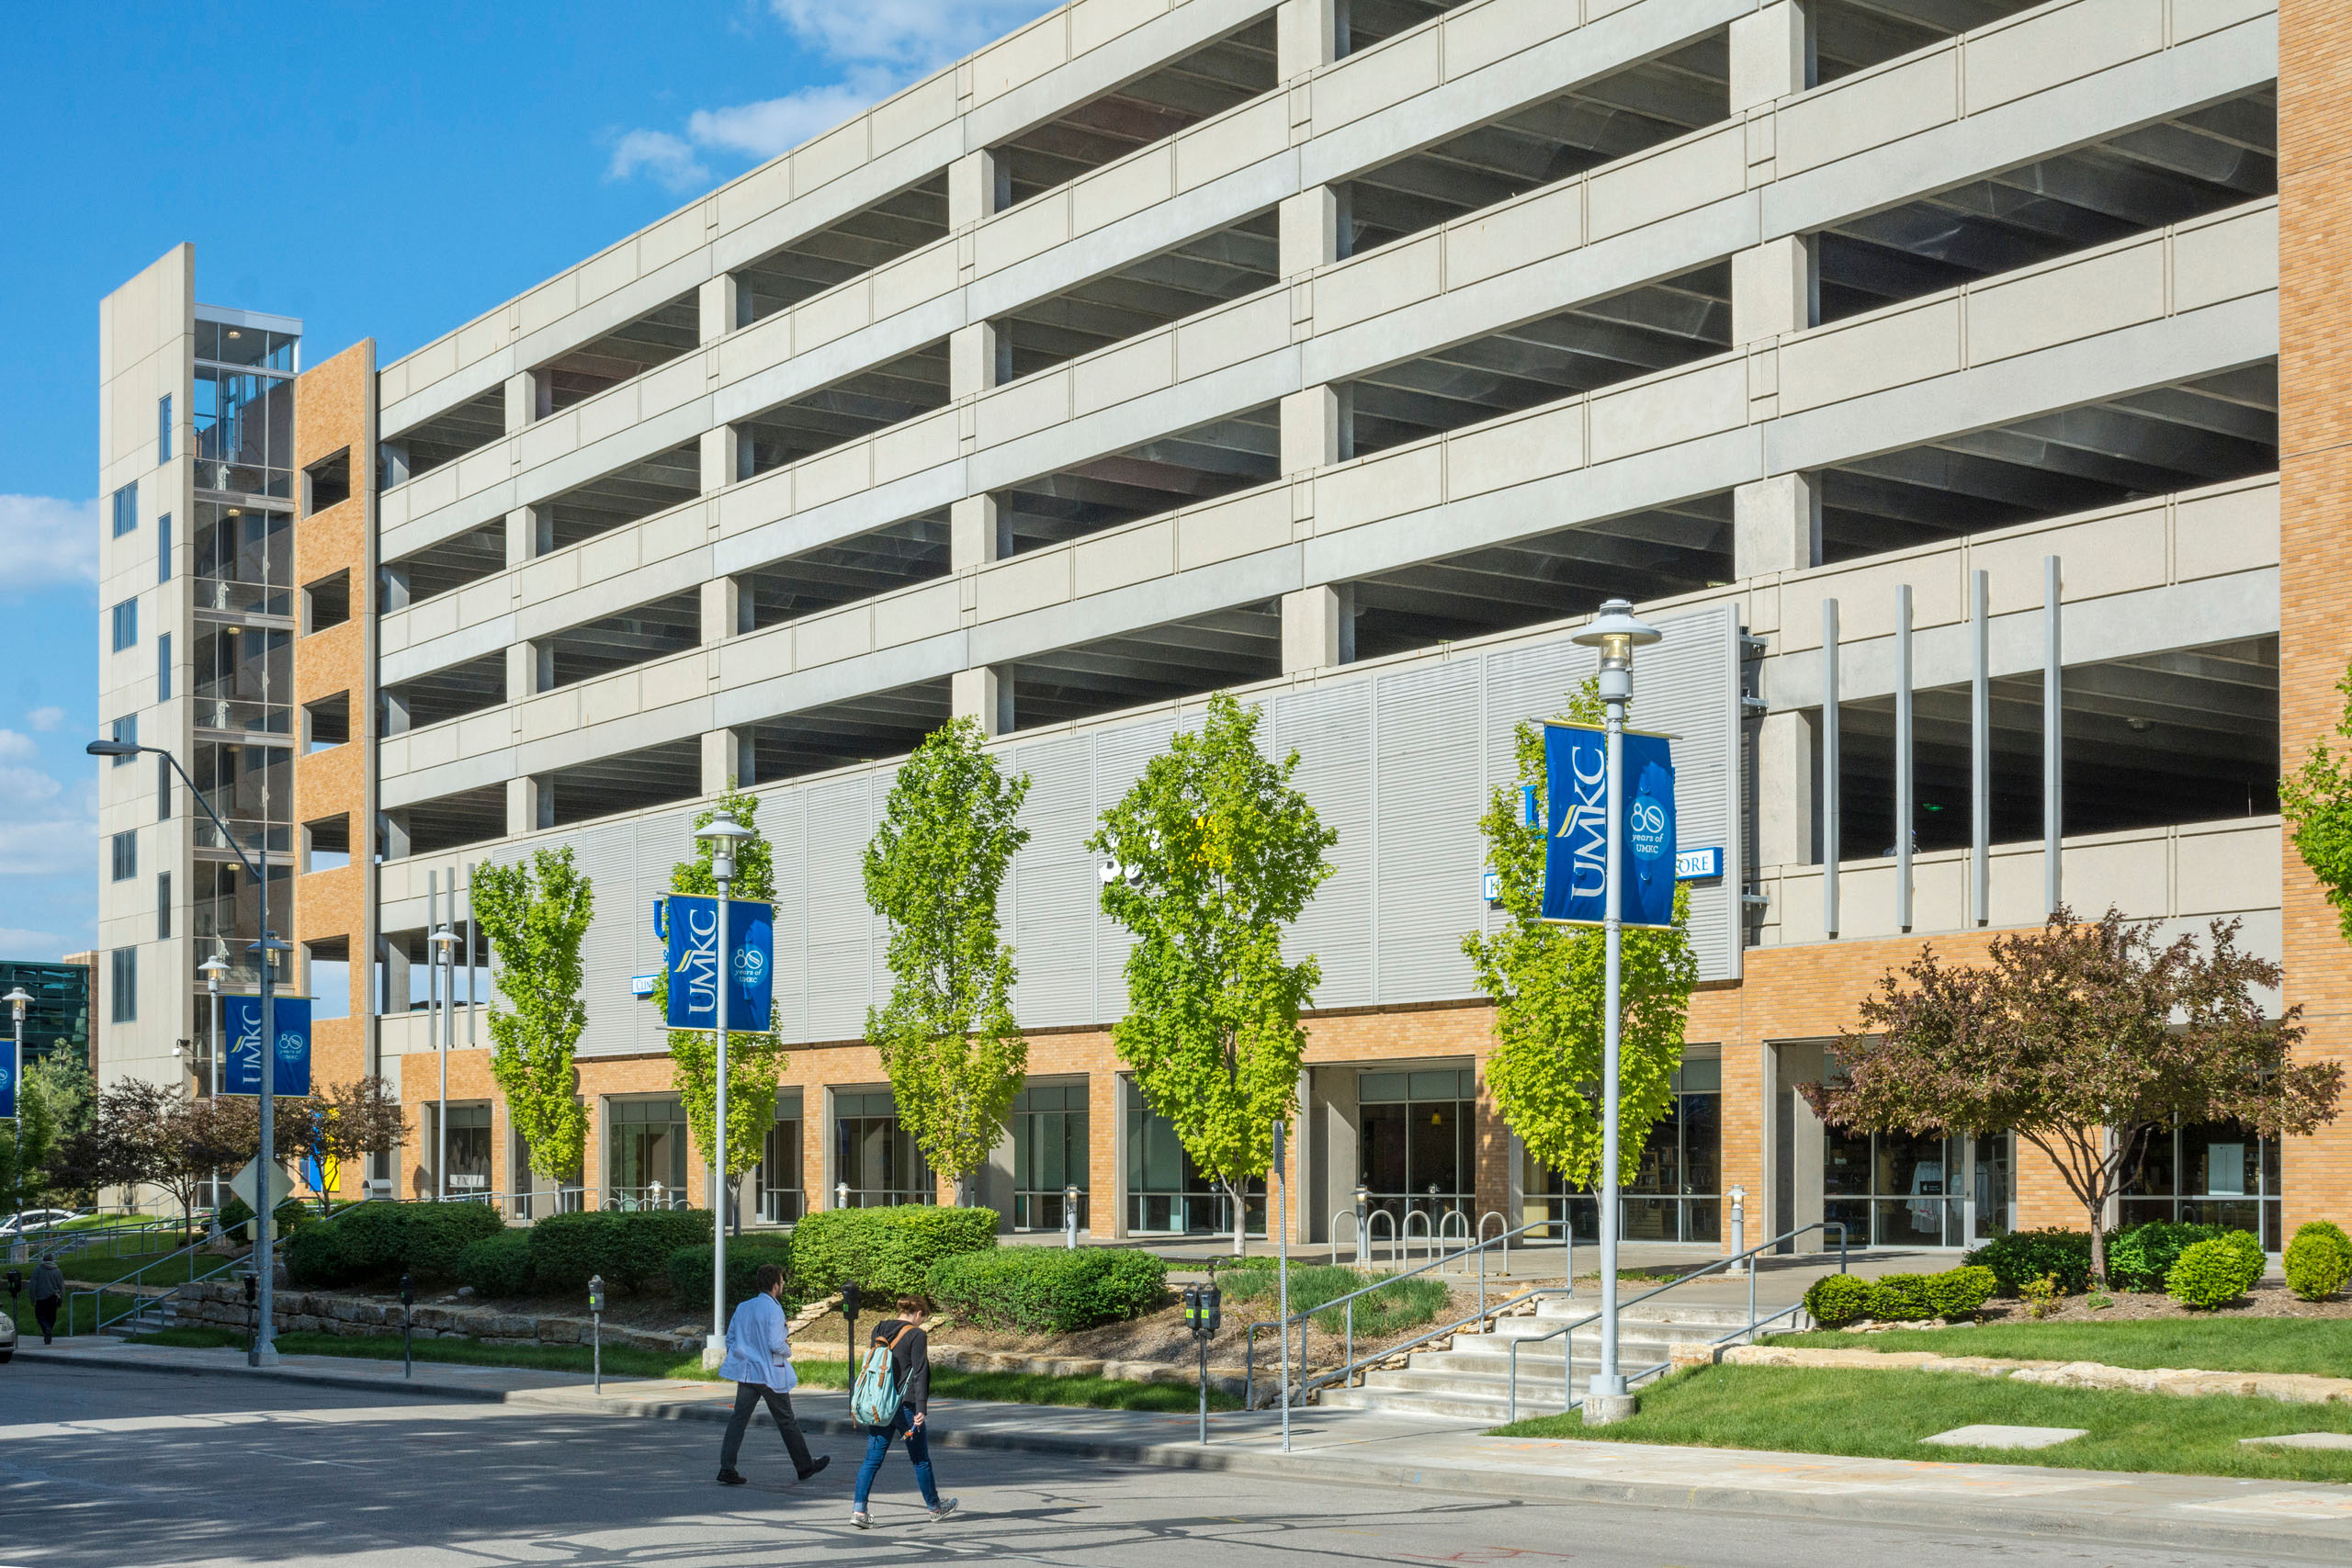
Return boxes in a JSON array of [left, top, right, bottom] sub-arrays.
[[1245, 1218, 1562, 1409], [1503, 1220, 1849, 1421], [63, 1197, 392, 1338]]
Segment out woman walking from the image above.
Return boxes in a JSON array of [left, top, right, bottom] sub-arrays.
[[850, 1293, 957, 1529]]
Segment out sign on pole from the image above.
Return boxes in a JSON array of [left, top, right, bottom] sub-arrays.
[[0, 1058, 14, 1120], [226, 1156, 296, 1214], [223, 997, 312, 1097], [1540, 722, 1678, 929], [654, 896, 775, 1031]]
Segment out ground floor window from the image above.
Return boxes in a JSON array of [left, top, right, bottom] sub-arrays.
[[1358, 1066, 1476, 1235], [428, 1101, 492, 1195], [2120, 1122, 2280, 1249], [1125, 1078, 1262, 1235], [1531, 1059, 1722, 1244], [510, 1122, 585, 1219], [758, 1089, 803, 1224], [834, 1089, 933, 1206], [608, 1097, 691, 1210], [1825, 1127, 2014, 1248], [1012, 1080, 1088, 1232]]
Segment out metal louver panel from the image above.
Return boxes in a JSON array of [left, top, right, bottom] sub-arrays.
[[1272, 681, 1373, 1004], [1374, 660, 1484, 1003], [570, 821, 646, 1059], [803, 775, 876, 1041], [1006, 735, 1095, 1028]]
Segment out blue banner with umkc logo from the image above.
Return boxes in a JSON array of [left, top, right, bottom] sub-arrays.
[[223, 996, 311, 1097], [656, 896, 775, 1031], [1540, 723, 1677, 930], [0, 1055, 15, 1119]]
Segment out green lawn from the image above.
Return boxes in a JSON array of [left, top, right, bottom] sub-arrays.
[[123, 1326, 1239, 1414], [1491, 1365, 2352, 1483], [9, 1291, 144, 1338], [1764, 1318, 2352, 1378], [57, 1249, 224, 1289]]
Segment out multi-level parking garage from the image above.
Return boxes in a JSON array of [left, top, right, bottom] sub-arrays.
[[96, 0, 2346, 1249]]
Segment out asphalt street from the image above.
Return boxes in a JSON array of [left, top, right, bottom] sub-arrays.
[[0, 1363, 2319, 1567]]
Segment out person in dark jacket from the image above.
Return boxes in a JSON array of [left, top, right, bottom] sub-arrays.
[[30, 1256, 64, 1344], [850, 1294, 957, 1529]]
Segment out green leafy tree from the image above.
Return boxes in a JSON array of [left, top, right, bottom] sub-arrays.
[[1086, 693, 1338, 1254], [864, 718, 1032, 1206], [474, 847, 595, 1185], [2281, 660, 2352, 942], [657, 788, 786, 1228], [0, 1056, 74, 1213], [1464, 680, 1699, 1192]]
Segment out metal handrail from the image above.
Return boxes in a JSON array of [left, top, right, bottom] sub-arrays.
[[1503, 1220, 1849, 1421], [1243, 1217, 1560, 1407], [63, 1197, 390, 1338]]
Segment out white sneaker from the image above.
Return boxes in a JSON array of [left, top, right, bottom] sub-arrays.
[[850, 1511, 870, 1529], [929, 1498, 959, 1522]]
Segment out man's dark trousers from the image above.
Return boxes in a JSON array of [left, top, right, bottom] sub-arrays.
[[720, 1382, 817, 1474]]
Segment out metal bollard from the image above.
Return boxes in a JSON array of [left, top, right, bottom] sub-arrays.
[[400, 1273, 414, 1379], [1727, 1187, 1747, 1275]]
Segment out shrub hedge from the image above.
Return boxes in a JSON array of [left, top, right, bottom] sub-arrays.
[[2106, 1221, 2229, 1292], [787, 1205, 998, 1301], [926, 1247, 1168, 1334], [457, 1230, 537, 1299], [283, 1201, 506, 1288], [2166, 1236, 2258, 1309], [2285, 1220, 2351, 1302], [529, 1209, 711, 1296], [668, 1237, 797, 1315], [1802, 1265, 1997, 1327], [1963, 1228, 2101, 1294]]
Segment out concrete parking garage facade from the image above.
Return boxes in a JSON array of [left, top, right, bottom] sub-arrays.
[[96, 0, 2346, 1253]]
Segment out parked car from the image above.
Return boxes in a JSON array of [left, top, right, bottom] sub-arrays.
[[0, 1210, 80, 1237], [0, 1306, 17, 1362]]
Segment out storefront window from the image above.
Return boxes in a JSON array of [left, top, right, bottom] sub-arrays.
[[1531, 1058, 1722, 1243], [1125, 1078, 1262, 1235], [1358, 1066, 1476, 1235], [608, 1097, 691, 1209], [1012, 1081, 1089, 1231], [834, 1089, 933, 1206], [1824, 1127, 2015, 1247], [759, 1089, 804, 1224], [436, 1102, 492, 1194], [2119, 1122, 2281, 1249]]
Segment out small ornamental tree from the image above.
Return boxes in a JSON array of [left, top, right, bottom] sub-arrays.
[[300, 1077, 408, 1209], [658, 787, 786, 1230], [1086, 692, 1338, 1254], [2281, 660, 2352, 942], [474, 847, 595, 1185], [864, 718, 1032, 1206], [1464, 679, 1699, 1192], [1806, 907, 2343, 1283]]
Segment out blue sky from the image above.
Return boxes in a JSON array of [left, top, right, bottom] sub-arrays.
[[0, 1, 1057, 960]]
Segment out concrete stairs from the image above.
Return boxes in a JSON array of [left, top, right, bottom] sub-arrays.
[[1317, 1297, 1802, 1422]]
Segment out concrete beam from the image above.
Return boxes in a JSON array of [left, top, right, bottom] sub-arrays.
[[1734, 473, 1820, 580]]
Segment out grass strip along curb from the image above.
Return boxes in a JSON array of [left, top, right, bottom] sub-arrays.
[[113, 1326, 1239, 1414], [1494, 1364, 2352, 1483]]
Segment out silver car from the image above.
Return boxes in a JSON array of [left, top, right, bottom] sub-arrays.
[[0, 1306, 17, 1363]]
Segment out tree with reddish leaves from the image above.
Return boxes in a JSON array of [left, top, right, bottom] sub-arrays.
[[1804, 907, 2342, 1284]]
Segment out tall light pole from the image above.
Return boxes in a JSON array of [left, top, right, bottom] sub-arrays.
[[90, 736, 285, 1366], [200, 955, 227, 1214], [696, 809, 752, 1365], [5, 986, 30, 1229], [1569, 598, 1660, 1416], [431, 924, 458, 1201]]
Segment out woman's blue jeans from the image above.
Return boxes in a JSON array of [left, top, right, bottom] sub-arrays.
[[853, 1407, 939, 1512]]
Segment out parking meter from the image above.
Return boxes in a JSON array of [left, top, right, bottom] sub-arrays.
[[400, 1272, 415, 1380], [243, 1269, 259, 1356], [5, 1267, 19, 1304], [841, 1280, 862, 1361], [1182, 1282, 1222, 1444], [589, 1274, 605, 1393]]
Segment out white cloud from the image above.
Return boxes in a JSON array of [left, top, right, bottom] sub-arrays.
[[0, 730, 37, 765], [766, 0, 1058, 68], [0, 495, 98, 592], [0, 815, 93, 879], [609, 2, 1057, 188], [606, 130, 711, 194], [0, 928, 65, 958], [25, 707, 62, 733]]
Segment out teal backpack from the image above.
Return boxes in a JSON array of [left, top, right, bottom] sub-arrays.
[[850, 1323, 910, 1427]]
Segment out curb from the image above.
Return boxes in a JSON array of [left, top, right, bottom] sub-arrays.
[[20, 1346, 2351, 1561]]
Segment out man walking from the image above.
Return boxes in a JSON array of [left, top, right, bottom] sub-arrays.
[[29, 1254, 62, 1345], [851, 1292, 957, 1529], [716, 1262, 829, 1487]]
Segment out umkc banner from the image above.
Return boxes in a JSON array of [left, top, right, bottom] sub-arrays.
[[223, 996, 313, 1097], [655, 896, 775, 1031], [1540, 722, 1678, 929]]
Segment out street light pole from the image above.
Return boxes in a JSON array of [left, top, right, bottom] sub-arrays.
[[200, 956, 226, 1213], [1570, 598, 1660, 1418], [5, 987, 30, 1231], [431, 923, 458, 1202], [695, 810, 752, 1367], [89, 736, 284, 1365]]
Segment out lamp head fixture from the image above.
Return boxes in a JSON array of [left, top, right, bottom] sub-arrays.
[[85, 739, 141, 759], [696, 811, 752, 883], [3, 986, 30, 1022], [1570, 597, 1663, 671]]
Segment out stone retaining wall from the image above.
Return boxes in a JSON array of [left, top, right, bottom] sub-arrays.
[[171, 1280, 701, 1355]]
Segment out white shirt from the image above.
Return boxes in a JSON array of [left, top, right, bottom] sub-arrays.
[[718, 1292, 797, 1392]]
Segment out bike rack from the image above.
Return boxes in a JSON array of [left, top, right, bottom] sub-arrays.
[[1435, 1209, 1472, 1272], [1400, 1209, 1434, 1269], [1476, 1212, 1512, 1277], [1363, 1208, 1396, 1267]]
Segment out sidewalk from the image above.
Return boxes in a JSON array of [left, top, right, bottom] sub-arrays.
[[22, 1337, 2352, 1560]]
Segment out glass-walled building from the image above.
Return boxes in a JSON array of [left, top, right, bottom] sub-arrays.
[[0, 961, 90, 1073]]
